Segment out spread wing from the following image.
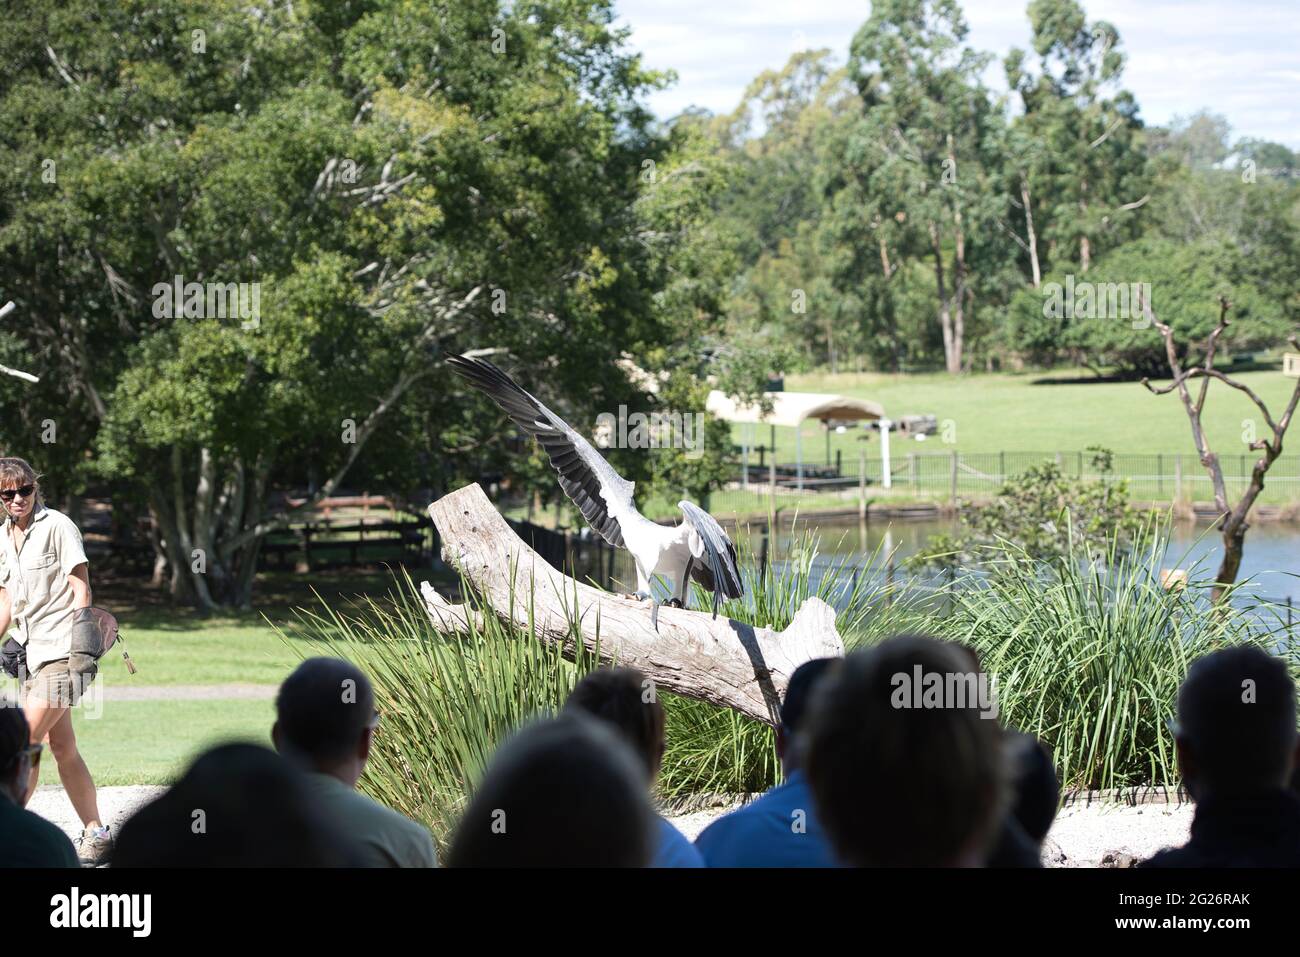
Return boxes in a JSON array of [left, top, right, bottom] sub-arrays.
[[447, 354, 634, 548], [678, 500, 744, 618]]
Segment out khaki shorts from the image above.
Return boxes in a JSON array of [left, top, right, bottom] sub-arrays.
[[22, 657, 97, 708]]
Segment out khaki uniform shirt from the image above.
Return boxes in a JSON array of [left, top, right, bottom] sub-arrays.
[[0, 505, 89, 673]]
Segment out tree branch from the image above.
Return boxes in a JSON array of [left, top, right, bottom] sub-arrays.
[[0, 300, 40, 383]]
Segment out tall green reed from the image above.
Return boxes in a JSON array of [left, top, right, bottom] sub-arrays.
[[930, 515, 1278, 791], [273, 565, 599, 853]]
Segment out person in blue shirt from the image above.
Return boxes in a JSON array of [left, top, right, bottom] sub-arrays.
[[564, 666, 704, 868], [694, 657, 840, 867]]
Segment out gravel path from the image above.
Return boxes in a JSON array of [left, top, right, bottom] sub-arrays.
[[96, 683, 278, 702], [30, 784, 1193, 867], [1042, 800, 1194, 867], [28, 785, 167, 853]]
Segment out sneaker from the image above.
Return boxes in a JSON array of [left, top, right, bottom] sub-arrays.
[[76, 825, 114, 866]]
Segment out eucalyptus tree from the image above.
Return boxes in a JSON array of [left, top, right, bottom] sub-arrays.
[[1004, 0, 1149, 281], [832, 0, 1008, 373]]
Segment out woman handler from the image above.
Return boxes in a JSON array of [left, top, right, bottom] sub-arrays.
[[0, 457, 112, 864]]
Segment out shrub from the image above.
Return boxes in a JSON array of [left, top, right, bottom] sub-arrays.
[[929, 520, 1281, 790]]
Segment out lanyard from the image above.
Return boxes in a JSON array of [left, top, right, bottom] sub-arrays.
[[2, 516, 31, 633]]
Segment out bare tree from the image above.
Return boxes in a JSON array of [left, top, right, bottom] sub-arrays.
[[1141, 296, 1300, 601]]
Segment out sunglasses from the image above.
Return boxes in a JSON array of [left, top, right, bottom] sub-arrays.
[[0, 485, 35, 502]]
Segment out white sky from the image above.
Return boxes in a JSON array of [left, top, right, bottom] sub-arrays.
[[613, 0, 1300, 148]]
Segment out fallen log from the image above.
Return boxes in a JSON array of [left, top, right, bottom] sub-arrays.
[[422, 483, 844, 725]]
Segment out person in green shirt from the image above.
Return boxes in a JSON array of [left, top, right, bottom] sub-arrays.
[[272, 658, 437, 867], [0, 702, 79, 868]]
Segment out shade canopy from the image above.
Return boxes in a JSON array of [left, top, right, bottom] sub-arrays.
[[706, 390, 885, 429]]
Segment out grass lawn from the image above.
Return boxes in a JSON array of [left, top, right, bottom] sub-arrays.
[[709, 369, 1300, 509], [10, 510, 466, 789], [94, 615, 304, 687], [507, 369, 1300, 528], [777, 368, 1299, 457], [85, 567, 434, 687], [35, 698, 275, 787], [9, 567, 443, 786]]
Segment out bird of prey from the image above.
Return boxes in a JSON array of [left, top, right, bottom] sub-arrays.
[[447, 354, 744, 629]]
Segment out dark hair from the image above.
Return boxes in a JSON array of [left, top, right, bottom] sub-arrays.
[[275, 658, 375, 766], [113, 743, 356, 867], [1177, 646, 1297, 793], [1005, 732, 1059, 844], [0, 702, 30, 781], [804, 636, 1008, 867], [564, 667, 664, 779], [447, 714, 654, 867], [780, 658, 838, 733]]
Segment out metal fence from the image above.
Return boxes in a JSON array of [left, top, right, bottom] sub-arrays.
[[703, 450, 1300, 522]]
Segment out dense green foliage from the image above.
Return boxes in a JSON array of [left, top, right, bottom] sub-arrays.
[[0, 0, 767, 606]]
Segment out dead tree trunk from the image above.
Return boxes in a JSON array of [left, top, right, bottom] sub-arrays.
[[1020, 178, 1041, 290], [930, 221, 958, 374], [422, 483, 845, 725], [1141, 296, 1300, 601]]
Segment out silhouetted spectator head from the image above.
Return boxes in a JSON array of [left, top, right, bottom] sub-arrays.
[[447, 713, 654, 867], [273, 658, 378, 780], [1173, 646, 1298, 799], [113, 743, 356, 867], [777, 657, 838, 773], [804, 635, 1008, 867], [564, 667, 665, 781], [0, 702, 35, 804], [1006, 732, 1059, 844], [985, 733, 1059, 867]]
